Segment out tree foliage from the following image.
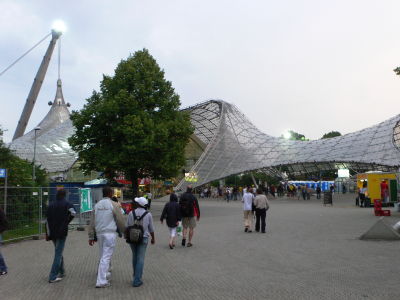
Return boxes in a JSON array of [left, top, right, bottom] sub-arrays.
[[0, 126, 47, 187], [69, 49, 194, 196], [394, 67, 400, 76], [321, 131, 341, 139]]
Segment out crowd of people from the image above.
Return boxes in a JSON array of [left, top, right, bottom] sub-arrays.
[[0, 180, 344, 287], [39, 185, 200, 288], [199, 182, 332, 202]]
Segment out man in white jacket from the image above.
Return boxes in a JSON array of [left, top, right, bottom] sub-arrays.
[[88, 186, 125, 288]]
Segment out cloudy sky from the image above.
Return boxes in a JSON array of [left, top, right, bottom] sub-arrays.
[[1, 0, 400, 143]]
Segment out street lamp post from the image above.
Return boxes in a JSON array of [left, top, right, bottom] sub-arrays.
[[32, 126, 41, 182]]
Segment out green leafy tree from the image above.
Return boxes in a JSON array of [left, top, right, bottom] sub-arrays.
[[69, 49, 194, 196], [321, 131, 341, 139], [0, 126, 47, 187], [394, 67, 400, 76]]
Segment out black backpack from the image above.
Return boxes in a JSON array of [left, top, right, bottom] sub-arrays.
[[125, 211, 148, 244], [180, 193, 194, 216]]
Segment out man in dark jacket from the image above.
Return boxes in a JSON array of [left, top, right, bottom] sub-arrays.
[[0, 207, 8, 275], [179, 186, 200, 247], [46, 189, 76, 283]]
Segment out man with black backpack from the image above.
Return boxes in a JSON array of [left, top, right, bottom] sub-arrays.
[[179, 185, 200, 247], [125, 197, 155, 287]]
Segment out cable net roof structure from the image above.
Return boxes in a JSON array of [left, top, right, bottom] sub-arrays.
[[9, 95, 400, 182], [177, 100, 400, 189], [9, 80, 77, 173]]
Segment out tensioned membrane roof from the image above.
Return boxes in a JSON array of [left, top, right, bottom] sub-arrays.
[[9, 94, 400, 183], [9, 80, 77, 173], [177, 100, 400, 189]]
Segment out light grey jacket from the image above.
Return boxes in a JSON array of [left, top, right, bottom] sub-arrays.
[[88, 198, 125, 240]]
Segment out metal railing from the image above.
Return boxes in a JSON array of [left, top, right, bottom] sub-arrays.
[[0, 186, 99, 242]]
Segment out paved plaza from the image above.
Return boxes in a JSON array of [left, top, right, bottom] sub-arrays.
[[1, 194, 400, 299]]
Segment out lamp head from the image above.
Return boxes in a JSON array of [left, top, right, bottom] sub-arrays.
[[52, 20, 67, 35]]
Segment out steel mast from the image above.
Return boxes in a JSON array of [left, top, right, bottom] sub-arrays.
[[12, 30, 62, 141]]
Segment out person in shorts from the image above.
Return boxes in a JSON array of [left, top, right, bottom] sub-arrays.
[[179, 186, 200, 247], [160, 190, 181, 249]]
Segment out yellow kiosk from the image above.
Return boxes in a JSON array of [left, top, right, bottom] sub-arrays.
[[356, 172, 397, 203]]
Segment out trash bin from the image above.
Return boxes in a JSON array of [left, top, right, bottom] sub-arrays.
[[323, 192, 332, 206]]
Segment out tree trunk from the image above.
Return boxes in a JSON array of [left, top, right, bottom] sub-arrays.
[[129, 169, 139, 198]]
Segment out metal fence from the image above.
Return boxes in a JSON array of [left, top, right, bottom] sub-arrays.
[[0, 186, 100, 242]]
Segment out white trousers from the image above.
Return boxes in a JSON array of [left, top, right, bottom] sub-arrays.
[[96, 232, 116, 286]]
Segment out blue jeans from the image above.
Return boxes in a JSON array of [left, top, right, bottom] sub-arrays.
[[0, 235, 7, 272], [129, 237, 148, 286], [49, 237, 66, 281]]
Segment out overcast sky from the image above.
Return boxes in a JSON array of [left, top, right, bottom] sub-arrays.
[[1, 0, 400, 143]]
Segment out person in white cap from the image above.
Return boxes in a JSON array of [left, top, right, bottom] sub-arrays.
[[126, 196, 155, 287], [88, 186, 125, 288]]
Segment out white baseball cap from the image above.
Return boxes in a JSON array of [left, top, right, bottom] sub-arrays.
[[135, 197, 148, 207]]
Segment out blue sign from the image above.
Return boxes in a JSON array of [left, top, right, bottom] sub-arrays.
[[0, 169, 6, 178]]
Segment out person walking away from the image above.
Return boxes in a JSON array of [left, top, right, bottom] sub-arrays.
[[126, 197, 155, 287], [242, 186, 254, 233], [359, 182, 368, 207], [226, 187, 231, 202], [270, 185, 276, 198], [179, 185, 200, 247], [46, 189, 76, 283], [301, 185, 307, 200], [316, 185, 321, 199], [306, 186, 311, 200], [380, 180, 389, 203], [88, 186, 125, 288], [233, 186, 238, 200], [254, 188, 269, 233], [160, 190, 181, 249], [0, 207, 8, 275]]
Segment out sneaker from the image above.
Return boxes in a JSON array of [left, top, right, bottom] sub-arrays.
[[181, 239, 186, 246], [49, 277, 63, 283], [0, 271, 8, 276], [187, 242, 193, 247], [96, 283, 111, 288], [248, 230, 252, 233], [132, 281, 143, 287], [169, 244, 173, 249], [244, 228, 248, 232]]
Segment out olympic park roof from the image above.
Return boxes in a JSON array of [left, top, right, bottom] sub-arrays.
[[9, 88, 400, 184], [176, 100, 400, 189], [9, 80, 77, 173]]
